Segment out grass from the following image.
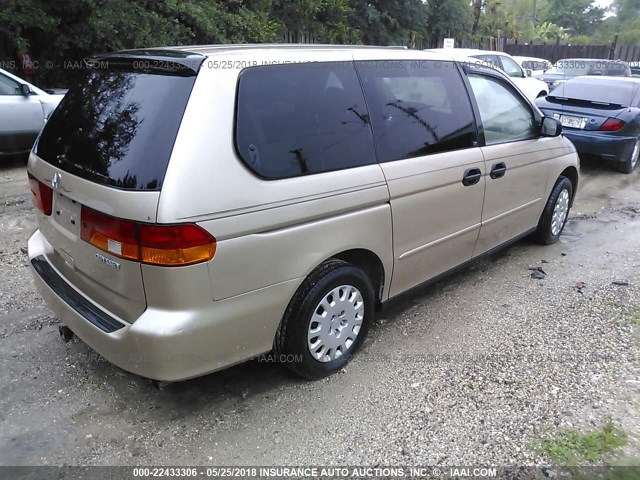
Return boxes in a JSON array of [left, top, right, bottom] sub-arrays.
[[608, 303, 640, 326], [624, 306, 640, 327], [541, 419, 627, 466]]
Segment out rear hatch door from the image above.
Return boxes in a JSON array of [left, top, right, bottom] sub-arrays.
[[29, 51, 203, 322]]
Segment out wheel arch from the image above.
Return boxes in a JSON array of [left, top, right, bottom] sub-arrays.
[[330, 249, 386, 308], [559, 166, 579, 206]]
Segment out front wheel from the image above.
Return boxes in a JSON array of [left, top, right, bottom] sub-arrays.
[[274, 259, 375, 379], [534, 176, 573, 245], [615, 139, 640, 174]]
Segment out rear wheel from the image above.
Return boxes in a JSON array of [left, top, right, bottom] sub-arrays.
[[274, 259, 374, 379], [615, 139, 640, 174], [534, 176, 573, 245]]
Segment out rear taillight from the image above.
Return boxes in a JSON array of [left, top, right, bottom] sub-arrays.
[[28, 173, 53, 215], [80, 207, 216, 266], [599, 118, 625, 131], [80, 207, 139, 260]]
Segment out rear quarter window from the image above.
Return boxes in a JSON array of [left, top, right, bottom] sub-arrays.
[[235, 62, 376, 179]]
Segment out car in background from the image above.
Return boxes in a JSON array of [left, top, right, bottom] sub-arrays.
[[427, 48, 549, 100], [630, 61, 640, 77], [512, 56, 552, 76], [535, 76, 640, 173], [0, 67, 65, 159], [535, 58, 631, 91]]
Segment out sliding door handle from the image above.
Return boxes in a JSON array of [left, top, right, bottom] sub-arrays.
[[490, 162, 507, 179], [462, 168, 482, 186]]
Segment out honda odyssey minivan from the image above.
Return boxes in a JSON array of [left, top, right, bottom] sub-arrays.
[[27, 45, 579, 381]]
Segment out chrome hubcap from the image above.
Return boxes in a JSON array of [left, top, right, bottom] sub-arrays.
[[631, 141, 640, 170], [551, 188, 570, 236], [307, 285, 364, 363]]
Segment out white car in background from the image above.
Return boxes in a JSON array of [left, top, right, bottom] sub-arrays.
[[0, 68, 65, 158], [427, 48, 549, 100], [512, 56, 553, 76]]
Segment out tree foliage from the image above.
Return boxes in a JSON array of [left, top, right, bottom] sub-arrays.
[[1, 0, 639, 88], [534, 21, 570, 42], [540, 0, 605, 36], [612, 0, 640, 43], [425, 0, 474, 47]]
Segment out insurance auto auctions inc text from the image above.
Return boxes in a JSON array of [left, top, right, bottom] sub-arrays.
[[254, 466, 497, 478]]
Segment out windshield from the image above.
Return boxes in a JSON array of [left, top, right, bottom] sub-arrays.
[[36, 68, 196, 190], [546, 60, 628, 76]]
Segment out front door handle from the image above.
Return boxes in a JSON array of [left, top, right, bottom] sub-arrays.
[[462, 168, 482, 186], [490, 162, 507, 179]]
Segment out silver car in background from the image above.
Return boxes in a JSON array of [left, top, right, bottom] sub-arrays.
[[0, 67, 64, 158]]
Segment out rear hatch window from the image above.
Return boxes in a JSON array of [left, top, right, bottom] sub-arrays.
[[35, 59, 198, 190], [551, 79, 636, 106]]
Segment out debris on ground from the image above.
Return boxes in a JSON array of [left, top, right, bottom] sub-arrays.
[[529, 266, 547, 279]]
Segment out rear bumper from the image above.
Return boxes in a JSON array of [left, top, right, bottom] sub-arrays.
[[28, 229, 300, 381], [562, 131, 636, 163]]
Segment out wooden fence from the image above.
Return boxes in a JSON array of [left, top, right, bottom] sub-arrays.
[[503, 42, 640, 62], [282, 31, 319, 44], [614, 44, 640, 62]]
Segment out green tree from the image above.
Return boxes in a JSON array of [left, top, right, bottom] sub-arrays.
[[614, 0, 640, 18], [534, 21, 570, 41], [271, 0, 359, 43], [540, 0, 605, 36], [611, 0, 640, 43], [424, 0, 474, 47], [347, 0, 427, 46], [617, 17, 640, 43], [0, 0, 280, 85], [478, 0, 508, 38], [471, 0, 484, 34]]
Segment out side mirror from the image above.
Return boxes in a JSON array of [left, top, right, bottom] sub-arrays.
[[526, 69, 532, 77], [541, 116, 562, 137], [19, 83, 32, 96]]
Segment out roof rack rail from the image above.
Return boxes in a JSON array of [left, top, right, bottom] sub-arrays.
[[154, 43, 410, 52]]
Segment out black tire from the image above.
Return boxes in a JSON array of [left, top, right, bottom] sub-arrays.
[[274, 259, 375, 380], [615, 139, 640, 174], [534, 176, 573, 245]]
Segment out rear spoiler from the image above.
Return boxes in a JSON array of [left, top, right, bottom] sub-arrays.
[[86, 49, 206, 77], [546, 95, 626, 109]]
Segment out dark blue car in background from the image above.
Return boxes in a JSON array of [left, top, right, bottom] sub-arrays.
[[535, 76, 640, 173]]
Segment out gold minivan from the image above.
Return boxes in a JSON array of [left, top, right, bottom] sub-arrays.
[[27, 45, 579, 381]]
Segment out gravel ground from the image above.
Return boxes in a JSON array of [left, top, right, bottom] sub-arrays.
[[0, 157, 639, 467]]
